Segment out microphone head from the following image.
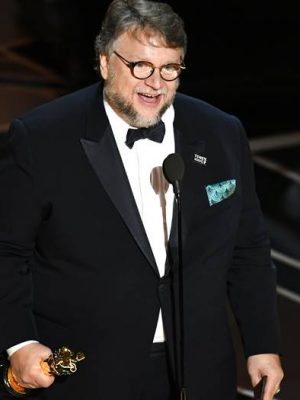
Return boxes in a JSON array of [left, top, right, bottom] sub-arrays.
[[162, 153, 185, 184]]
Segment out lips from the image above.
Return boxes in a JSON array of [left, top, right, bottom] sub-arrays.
[[138, 93, 161, 105]]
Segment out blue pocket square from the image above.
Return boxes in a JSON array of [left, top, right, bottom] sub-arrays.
[[205, 179, 236, 206]]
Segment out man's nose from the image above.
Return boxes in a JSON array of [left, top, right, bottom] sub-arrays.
[[144, 68, 162, 89]]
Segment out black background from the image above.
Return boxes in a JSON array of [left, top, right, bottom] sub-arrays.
[[14, 0, 300, 137], [1, 2, 300, 397]]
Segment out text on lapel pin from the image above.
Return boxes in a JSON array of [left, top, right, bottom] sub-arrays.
[[194, 153, 207, 165]]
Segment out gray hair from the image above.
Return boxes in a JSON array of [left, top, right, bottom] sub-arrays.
[[94, 0, 187, 71]]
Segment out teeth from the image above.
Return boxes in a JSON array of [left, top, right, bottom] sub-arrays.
[[139, 93, 156, 97]]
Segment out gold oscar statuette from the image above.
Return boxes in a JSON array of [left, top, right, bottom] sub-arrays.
[[3, 346, 85, 398]]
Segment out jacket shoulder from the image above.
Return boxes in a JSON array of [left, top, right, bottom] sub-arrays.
[[173, 92, 247, 147], [17, 83, 101, 130], [174, 92, 237, 124]]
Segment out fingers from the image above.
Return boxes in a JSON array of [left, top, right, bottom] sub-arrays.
[[252, 374, 281, 399], [9, 342, 55, 389], [12, 362, 55, 390], [247, 353, 284, 400], [262, 377, 281, 400]]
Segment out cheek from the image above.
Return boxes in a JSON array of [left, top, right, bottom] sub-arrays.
[[165, 83, 178, 100], [109, 68, 136, 92]]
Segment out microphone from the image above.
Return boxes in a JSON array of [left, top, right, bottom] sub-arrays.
[[162, 153, 185, 198], [162, 153, 187, 400]]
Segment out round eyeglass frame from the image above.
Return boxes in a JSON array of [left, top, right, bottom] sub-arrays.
[[113, 51, 186, 81]]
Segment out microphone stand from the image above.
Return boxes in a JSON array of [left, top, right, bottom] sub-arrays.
[[173, 182, 187, 400], [162, 153, 186, 399]]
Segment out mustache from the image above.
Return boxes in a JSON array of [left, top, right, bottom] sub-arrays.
[[136, 88, 168, 96]]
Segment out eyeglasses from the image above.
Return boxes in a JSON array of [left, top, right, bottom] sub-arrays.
[[113, 51, 186, 81]]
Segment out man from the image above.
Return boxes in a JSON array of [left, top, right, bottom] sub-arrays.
[[0, 0, 283, 399]]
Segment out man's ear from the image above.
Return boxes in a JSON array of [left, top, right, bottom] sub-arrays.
[[99, 53, 109, 80]]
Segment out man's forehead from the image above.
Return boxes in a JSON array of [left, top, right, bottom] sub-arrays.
[[117, 27, 168, 49]]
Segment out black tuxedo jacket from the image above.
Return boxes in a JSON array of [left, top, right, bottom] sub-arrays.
[[0, 83, 280, 399]]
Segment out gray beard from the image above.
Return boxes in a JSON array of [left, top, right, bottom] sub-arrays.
[[103, 81, 176, 128]]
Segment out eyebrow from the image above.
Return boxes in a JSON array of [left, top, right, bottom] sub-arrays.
[[117, 52, 182, 65]]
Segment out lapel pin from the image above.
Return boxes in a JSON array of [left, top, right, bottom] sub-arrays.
[[194, 153, 207, 166]]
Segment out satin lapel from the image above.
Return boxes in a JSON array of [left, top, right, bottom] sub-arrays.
[[80, 89, 158, 275]]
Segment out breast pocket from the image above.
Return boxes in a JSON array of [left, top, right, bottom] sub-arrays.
[[205, 179, 236, 205], [182, 177, 240, 230]]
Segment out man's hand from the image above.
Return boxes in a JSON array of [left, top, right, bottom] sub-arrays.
[[247, 353, 284, 400], [9, 342, 55, 389]]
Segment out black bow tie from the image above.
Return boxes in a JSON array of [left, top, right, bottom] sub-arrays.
[[125, 120, 165, 149]]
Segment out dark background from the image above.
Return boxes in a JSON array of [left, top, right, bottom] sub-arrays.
[[1, 1, 300, 398], [13, 0, 300, 136]]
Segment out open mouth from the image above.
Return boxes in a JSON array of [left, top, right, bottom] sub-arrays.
[[138, 92, 162, 104]]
